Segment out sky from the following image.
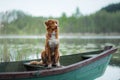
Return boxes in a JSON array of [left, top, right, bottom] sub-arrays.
[[0, 0, 120, 17]]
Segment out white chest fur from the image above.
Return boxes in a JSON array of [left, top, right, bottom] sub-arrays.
[[48, 31, 59, 50]]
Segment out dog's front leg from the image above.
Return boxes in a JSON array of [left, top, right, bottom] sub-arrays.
[[54, 48, 60, 67], [48, 51, 52, 68], [46, 47, 52, 68]]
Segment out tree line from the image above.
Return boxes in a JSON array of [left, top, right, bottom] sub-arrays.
[[0, 3, 120, 35]]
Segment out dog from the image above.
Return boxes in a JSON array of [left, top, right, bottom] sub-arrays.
[[30, 19, 60, 68]]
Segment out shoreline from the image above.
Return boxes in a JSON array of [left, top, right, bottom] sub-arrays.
[[0, 33, 120, 36], [60, 33, 120, 36]]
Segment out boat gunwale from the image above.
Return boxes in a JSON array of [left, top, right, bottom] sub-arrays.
[[0, 48, 117, 79], [39, 48, 117, 76]]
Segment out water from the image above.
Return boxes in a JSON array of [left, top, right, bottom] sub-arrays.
[[96, 66, 120, 80], [0, 35, 120, 80], [0, 35, 120, 39]]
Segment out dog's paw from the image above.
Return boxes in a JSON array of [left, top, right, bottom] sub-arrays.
[[47, 64, 52, 69], [56, 62, 60, 67]]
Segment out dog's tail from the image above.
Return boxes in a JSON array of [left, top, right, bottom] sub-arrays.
[[30, 60, 44, 66]]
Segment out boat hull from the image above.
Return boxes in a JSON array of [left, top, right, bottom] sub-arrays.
[[0, 46, 117, 80], [16, 55, 112, 80]]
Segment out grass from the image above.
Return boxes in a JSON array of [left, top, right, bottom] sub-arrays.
[[0, 38, 120, 66]]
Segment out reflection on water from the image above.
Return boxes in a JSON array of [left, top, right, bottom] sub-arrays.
[[96, 65, 120, 80], [0, 36, 120, 79], [0, 35, 120, 39]]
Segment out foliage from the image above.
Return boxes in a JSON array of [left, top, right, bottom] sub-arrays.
[[0, 3, 120, 35], [101, 3, 120, 12]]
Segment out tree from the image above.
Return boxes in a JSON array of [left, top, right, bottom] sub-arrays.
[[72, 7, 82, 18]]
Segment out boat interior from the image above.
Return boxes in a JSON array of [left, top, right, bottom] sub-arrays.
[[0, 50, 103, 72]]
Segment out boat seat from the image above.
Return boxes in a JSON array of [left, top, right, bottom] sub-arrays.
[[81, 54, 98, 59], [24, 62, 64, 70]]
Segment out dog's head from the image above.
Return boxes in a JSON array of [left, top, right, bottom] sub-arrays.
[[45, 19, 58, 32]]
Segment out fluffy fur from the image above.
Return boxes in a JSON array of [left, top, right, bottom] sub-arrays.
[[30, 19, 60, 68]]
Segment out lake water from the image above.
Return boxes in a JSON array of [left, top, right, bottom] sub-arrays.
[[96, 65, 120, 80], [0, 35, 120, 80]]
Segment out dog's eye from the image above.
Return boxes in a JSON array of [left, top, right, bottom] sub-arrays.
[[51, 22, 54, 24]]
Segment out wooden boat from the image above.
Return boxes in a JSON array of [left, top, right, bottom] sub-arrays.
[[0, 46, 117, 80]]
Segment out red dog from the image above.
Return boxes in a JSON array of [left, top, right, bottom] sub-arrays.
[[30, 19, 60, 68]]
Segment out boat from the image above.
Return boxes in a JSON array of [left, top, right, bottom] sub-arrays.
[[0, 46, 117, 80]]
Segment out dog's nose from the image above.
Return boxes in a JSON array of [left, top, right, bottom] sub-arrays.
[[55, 23, 58, 27]]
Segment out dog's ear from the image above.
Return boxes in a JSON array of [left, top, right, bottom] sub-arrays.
[[45, 21, 48, 26]]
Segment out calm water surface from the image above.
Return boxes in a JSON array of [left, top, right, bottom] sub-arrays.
[[0, 35, 120, 80], [96, 66, 120, 80]]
